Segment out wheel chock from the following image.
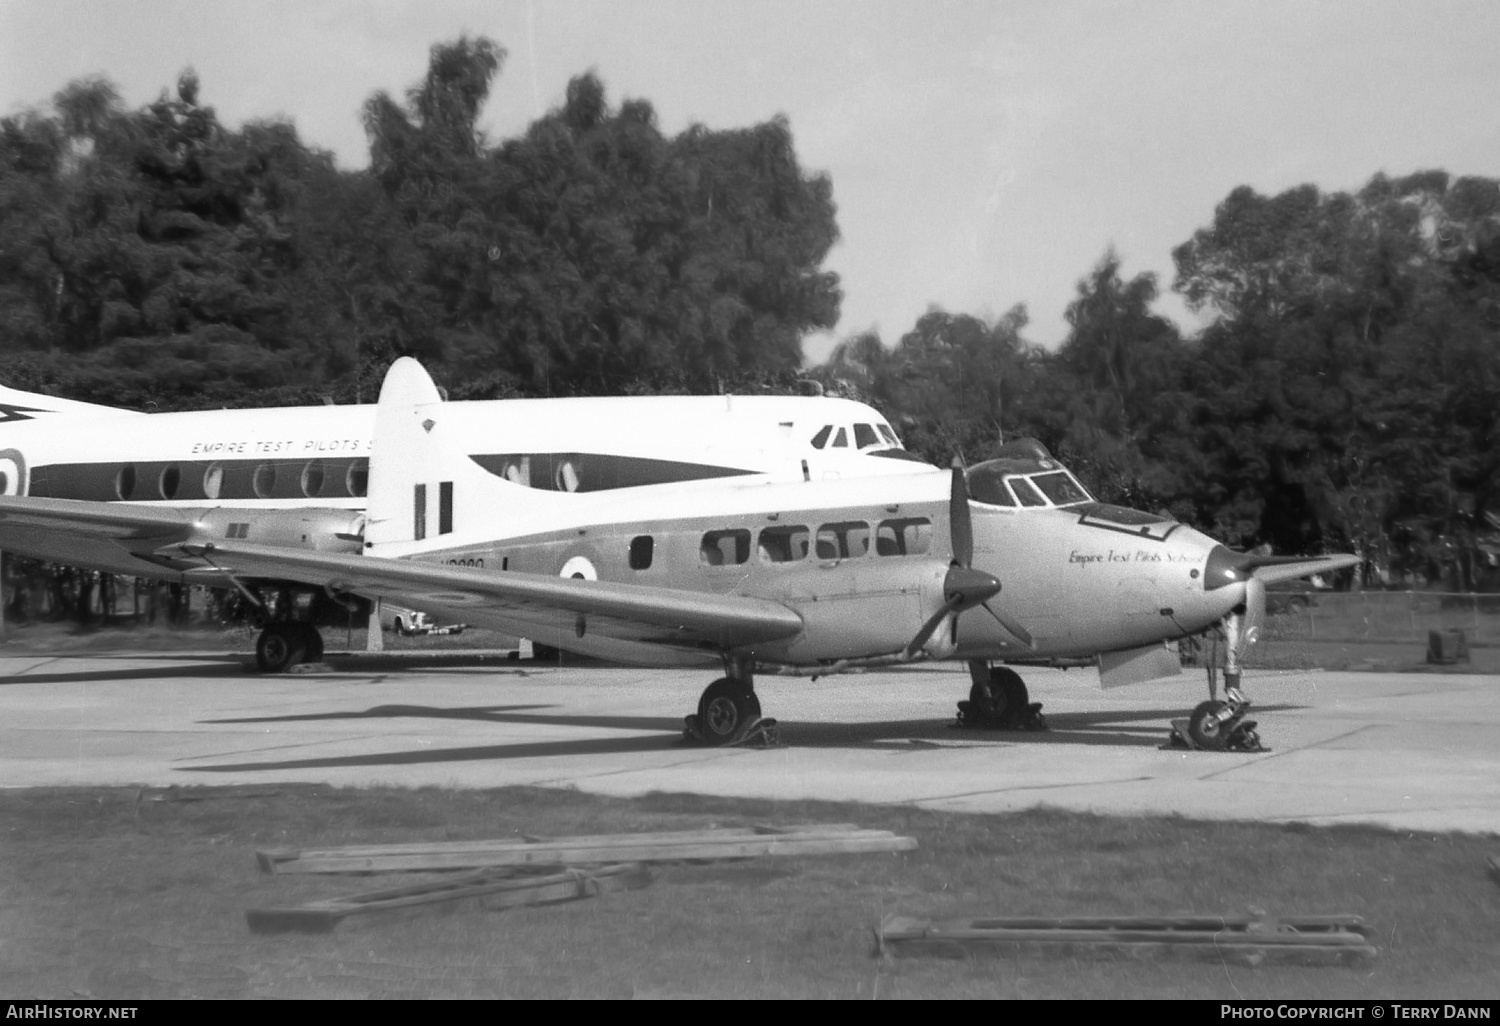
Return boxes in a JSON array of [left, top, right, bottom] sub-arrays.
[[682, 714, 780, 748], [1163, 717, 1268, 753], [954, 701, 1048, 732]]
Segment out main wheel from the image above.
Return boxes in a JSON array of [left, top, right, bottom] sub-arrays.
[[1187, 700, 1230, 751], [696, 678, 759, 745], [299, 624, 324, 664], [255, 623, 306, 674], [969, 667, 1029, 724]]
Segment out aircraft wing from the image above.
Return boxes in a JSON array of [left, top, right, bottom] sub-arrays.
[[1249, 553, 1362, 586], [0, 495, 197, 544], [169, 539, 806, 654]]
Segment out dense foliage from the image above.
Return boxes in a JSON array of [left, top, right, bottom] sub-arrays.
[[2, 37, 1497, 592]]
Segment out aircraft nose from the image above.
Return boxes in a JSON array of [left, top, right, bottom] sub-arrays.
[[1203, 544, 1253, 591]]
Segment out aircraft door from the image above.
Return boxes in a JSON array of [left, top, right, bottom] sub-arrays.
[[0, 449, 26, 496]]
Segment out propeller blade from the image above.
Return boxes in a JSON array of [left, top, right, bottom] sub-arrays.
[[903, 597, 962, 660], [980, 600, 1034, 649], [901, 565, 1002, 659], [949, 459, 972, 568], [1235, 577, 1266, 661]]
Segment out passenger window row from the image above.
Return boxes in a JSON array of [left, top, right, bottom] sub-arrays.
[[697, 517, 932, 566]]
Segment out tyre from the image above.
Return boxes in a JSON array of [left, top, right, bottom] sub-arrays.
[[969, 667, 1028, 724], [300, 624, 324, 664], [696, 678, 758, 745], [255, 623, 306, 673], [1187, 700, 1230, 751]]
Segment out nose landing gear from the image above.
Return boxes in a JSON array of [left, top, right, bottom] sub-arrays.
[[1169, 611, 1266, 752]]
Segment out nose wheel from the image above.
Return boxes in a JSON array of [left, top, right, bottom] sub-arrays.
[[1167, 668, 1266, 753]]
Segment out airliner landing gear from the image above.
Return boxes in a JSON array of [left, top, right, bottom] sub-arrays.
[[254, 622, 324, 673], [683, 660, 777, 746], [1168, 614, 1265, 752], [957, 661, 1047, 730]]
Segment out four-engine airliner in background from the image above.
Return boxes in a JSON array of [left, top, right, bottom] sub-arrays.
[[0, 359, 1357, 750]]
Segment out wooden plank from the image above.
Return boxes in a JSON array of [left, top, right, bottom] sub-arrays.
[[877, 913, 1377, 962], [256, 823, 872, 872], [258, 826, 915, 875], [882, 913, 1369, 935], [246, 863, 651, 934]]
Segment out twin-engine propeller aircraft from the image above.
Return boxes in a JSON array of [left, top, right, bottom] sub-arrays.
[[0, 359, 1357, 749]]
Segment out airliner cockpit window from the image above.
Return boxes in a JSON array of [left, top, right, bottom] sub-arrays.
[[966, 465, 1017, 507], [830, 427, 848, 448], [1031, 471, 1091, 506], [878, 424, 900, 446], [811, 425, 832, 449], [854, 423, 880, 449], [1009, 476, 1047, 507]]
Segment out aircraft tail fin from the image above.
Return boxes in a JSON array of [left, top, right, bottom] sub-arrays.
[[365, 358, 581, 554]]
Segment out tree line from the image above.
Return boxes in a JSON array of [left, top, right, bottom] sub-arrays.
[[2, 35, 1498, 601]]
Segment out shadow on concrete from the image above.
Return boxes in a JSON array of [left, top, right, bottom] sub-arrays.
[[179, 732, 691, 773], [201, 703, 683, 734]]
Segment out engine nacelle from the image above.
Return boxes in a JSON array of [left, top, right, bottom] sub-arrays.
[[192, 507, 365, 553]]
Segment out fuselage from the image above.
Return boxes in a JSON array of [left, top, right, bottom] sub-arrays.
[[378, 463, 1243, 666], [0, 390, 921, 506]]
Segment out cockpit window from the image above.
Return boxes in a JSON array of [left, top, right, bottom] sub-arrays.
[[1031, 471, 1091, 506], [878, 424, 899, 445], [810, 425, 832, 449], [830, 427, 848, 448], [853, 423, 880, 449], [1009, 476, 1047, 507], [967, 465, 1017, 507]]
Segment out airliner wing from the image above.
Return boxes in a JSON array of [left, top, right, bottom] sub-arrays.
[[173, 539, 805, 654], [0, 496, 197, 545]]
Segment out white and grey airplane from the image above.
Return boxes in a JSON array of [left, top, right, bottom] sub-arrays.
[[0, 359, 1358, 751]]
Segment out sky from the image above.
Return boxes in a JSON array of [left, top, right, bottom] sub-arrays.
[[4, 0, 1500, 365]]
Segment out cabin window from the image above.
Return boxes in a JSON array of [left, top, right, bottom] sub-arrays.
[[1031, 470, 1091, 506], [815, 521, 871, 560], [757, 524, 810, 563], [700, 529, 751, 566], [629, 535, 654, 570], [830, 427, 848, 448], [810, 425, 832, 449], [439, 481, 454, 534], [555, 459, 580, 492], [346, 458, 369, 498], [202, 463, 223, 500], [875, 516, 932, 556], [301, 461, 325, 498], [854, 424, 880, 449], [253, 463, 277, 499], [115, 465, 136, 500], [1009, 476, 1047, 507], [158, 465, 180, 500]]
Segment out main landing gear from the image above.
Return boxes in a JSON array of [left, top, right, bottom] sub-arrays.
[[956, 661, 1047, 730], [683, 659, 777, 747], [254, 622, 325, 673]]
